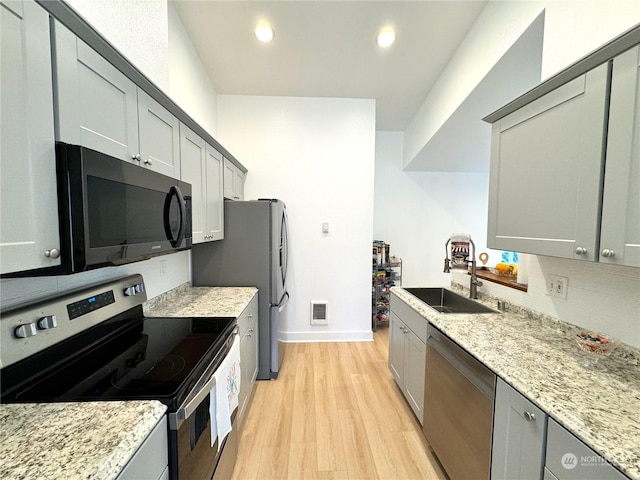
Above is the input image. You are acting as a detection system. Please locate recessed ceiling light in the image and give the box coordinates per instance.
[255,24,275,43]
[377,29,396,48]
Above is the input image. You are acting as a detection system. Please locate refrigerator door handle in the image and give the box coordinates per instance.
[276,291,290,312]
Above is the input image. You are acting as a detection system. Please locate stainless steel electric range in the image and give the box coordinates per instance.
[0,274,238,480]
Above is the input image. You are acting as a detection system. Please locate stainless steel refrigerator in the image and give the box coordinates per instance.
[191,199,289,379]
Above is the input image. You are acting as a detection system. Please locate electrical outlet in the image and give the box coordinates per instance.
[546,274,568,299]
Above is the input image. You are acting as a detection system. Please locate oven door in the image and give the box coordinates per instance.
[168,332,239,480]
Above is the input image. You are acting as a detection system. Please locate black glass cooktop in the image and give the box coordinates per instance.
[1,307,235,410]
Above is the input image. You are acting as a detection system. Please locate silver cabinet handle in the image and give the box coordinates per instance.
[524,411,536,422]
[44,248,60,259]
[601,249,616,258]
[144,158,153,165]
[132,153,141,161]
[575,247,587,255]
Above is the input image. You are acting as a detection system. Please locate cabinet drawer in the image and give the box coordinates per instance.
[545,419,627,480]
[117,416,168,480]
[237,294,258,337]
[390,292,427,342]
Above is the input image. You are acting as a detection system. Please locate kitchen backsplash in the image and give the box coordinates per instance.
[453,255,640,348]
[0,251,191,312]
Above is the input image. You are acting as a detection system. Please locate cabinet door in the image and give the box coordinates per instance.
[116,417,168,480]
[179,123,207,243]
[545,419,627,480]
[600,46,640,267]
[404,328,426,425]
[223,158,237,200]
[388,312,405,387]
[487,63,609,261]
[138,89,180,178]
[53,20,139,162]
[205,144,224,241]
[491,378,547,480]
[238,295,258,433]
[1,0,60,274]
[234,168,245,201]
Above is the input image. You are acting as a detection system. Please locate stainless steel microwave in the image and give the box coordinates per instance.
[5,143,192,277]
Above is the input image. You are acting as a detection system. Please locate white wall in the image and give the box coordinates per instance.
[374,132,493,287]
[167,2,218,137]
[64,0,170,92]
[217,95,376,342]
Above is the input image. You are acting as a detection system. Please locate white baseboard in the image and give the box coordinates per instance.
[280,330,374,343]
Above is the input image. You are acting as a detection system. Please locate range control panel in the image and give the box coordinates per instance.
[0,275,147,368]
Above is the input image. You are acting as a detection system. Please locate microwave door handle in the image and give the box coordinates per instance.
[164,186,186,247]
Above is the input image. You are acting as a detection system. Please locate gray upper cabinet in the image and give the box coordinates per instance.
[487,63,609,261]
[53,21,180,177]
[137,89,181,178]
[1,0,61,274]
[205,144,224,241]
[491,378,547,480]
[53,20,139,161]
[488,39,640,267]
[223,157,245,201]
[599,46,640,267]
[180,123,224,243]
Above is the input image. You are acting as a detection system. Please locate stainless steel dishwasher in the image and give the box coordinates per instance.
[423,325,496,480]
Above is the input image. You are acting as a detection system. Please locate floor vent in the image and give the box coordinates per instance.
[311,301,328,325]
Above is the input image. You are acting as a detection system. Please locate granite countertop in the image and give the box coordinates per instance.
[391,285,640,480]
[0,401,166,480]
[143,283,258,318]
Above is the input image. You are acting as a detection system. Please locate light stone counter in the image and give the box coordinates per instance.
[392,284,640,480]
[143,283,258,318]
[0,401,166,480]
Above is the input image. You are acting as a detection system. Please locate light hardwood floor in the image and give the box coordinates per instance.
[231,326,447,480]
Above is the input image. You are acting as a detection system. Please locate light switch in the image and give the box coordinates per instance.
[322,222,329,234]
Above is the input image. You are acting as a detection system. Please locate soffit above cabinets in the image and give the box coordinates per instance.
[403,13,544,173]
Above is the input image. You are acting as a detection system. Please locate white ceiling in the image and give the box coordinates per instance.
[173,1,488,132]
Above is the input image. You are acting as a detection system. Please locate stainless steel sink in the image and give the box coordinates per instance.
[404,287,499,314]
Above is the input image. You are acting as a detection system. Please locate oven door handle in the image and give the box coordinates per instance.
[169,326,239,430]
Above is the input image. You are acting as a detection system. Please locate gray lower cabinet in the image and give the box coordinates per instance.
[237,294,259,433]
[389,293,426,425]
[53,20,180,177]
[180,123,224,243]
[491,378,547,480]
[0,0,61,275]
[116,416,168,480]
[487,62,609,261]
[599,46,640,268]
[545,418,628,480]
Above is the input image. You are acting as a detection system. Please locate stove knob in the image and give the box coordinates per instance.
[124,287,136,296]
[135,283,145,294]
[15,323,37,339]
[38,315,58,330]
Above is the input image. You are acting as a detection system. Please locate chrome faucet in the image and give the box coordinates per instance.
[444,236,483,299]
